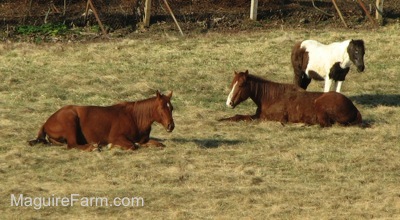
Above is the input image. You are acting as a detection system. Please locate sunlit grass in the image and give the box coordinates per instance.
[0,26,399,219]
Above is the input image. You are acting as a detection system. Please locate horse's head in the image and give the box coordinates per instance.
[348,39,365,72]
[155,91,175,132]
[226,70,251,108]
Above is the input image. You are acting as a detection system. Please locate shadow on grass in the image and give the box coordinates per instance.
[351,94,400,107]
[170,138,243,149]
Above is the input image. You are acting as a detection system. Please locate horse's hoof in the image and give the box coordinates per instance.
[157,143,166,148]
[27,140,37,146]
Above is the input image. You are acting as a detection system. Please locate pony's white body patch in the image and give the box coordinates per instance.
[301,40,352,92]
[226,81,238,108]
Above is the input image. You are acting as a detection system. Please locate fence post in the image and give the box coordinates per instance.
[144,0,152,27]
[375,0,384,20]
[250,0,258,20]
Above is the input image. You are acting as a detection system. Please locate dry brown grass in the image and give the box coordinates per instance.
[1,25,400,219]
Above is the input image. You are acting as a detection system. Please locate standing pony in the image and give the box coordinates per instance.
[220,70,362,127]
[291,39,365,92]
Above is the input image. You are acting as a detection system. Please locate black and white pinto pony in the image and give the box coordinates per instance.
[291,39,365,93]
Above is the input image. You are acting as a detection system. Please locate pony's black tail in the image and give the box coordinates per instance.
[291,42,311,90]
[28,125,49,146]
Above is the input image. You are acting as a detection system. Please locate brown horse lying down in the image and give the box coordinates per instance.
[219,70,362,127]
[28,91,175,151]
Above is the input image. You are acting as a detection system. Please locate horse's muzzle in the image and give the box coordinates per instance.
[166,123,175,132]
[227,101,236,109]
[357,65,365,72]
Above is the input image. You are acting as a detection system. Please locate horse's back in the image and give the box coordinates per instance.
[75,105,121,121]
[47,105,112,126]
[287,91,322,123]
[44,105,78,128]
[264,90,322,124]
[300,40,338,77]
[300,39,322,48]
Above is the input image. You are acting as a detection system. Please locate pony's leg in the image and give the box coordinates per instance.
[300,77,312,90]
[218,114,256,121]
[293,71,302,87]
[294,71,311,90]
[334,81,343,93]
[324,78,333,92]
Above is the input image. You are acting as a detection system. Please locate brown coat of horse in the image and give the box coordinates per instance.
[28,91,175,151]
[220,71,362,127]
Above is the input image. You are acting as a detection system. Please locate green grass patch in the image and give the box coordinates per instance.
[17,23,69,36]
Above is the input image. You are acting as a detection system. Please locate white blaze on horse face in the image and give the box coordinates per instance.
[226,81,238,108]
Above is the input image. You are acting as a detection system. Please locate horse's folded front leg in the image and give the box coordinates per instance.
[111,138,138,151]
[67,143,100,152]
[218,114,257,122]
[139,139,166,148]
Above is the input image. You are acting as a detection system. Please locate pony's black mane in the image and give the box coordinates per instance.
[350,39,365,48]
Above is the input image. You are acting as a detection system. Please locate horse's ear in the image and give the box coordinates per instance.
[244,70,249,76]
[156,90,161,99]
[166,91,173,99]
[234,71,238,75]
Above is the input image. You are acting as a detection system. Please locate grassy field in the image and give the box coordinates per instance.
[1,25,400,219]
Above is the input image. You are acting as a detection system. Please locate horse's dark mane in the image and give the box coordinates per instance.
[246,73,300,102]
[351,39,365,48]
[124,97,158,130]
[247,74,270,83]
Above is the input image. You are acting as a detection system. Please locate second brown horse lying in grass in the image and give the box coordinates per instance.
[219,70,362,127]
[28,91,175,151]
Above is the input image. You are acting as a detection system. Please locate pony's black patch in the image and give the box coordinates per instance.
[329,62,350,81]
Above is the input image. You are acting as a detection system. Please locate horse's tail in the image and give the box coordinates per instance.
[354,110,372,128]
[356,111,362,124]
[28,125,49,146]
[348,109,369,127]
[291,41,310,89]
